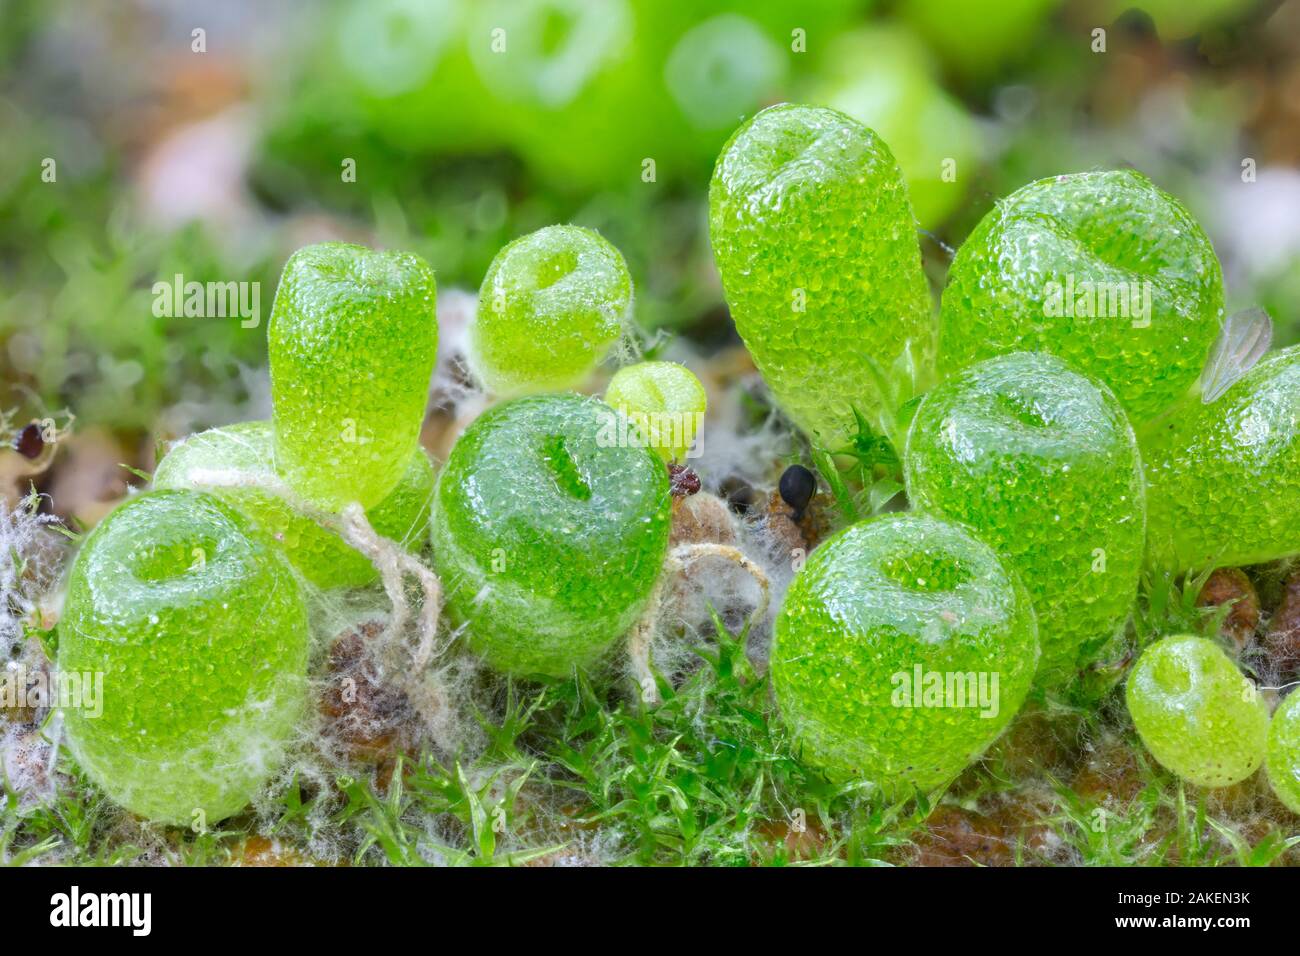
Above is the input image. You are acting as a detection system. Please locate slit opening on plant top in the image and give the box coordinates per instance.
[540,433,593,501]
[130,535,220,583]
[879,552,972,592]
[993,391,1052,430]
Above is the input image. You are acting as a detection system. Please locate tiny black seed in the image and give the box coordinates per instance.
[13,423,44,460]
[720,476,757,514]
[779,464,816,518]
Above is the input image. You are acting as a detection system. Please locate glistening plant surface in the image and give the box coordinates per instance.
[1144,345,1300,570]
[269,241,438,511]
[939,169,1225,424]
[709,103,933,448]
[603,360,708,463]
[56,491,310,826]
[469,225,632,396]
[6,21,1299,868]
[430,393,672,678]
[905,351,1146,684]
[153,420,434,590]
[770,513,1039,794]
[1125,635,1268,788]
[1267,692,1300,815]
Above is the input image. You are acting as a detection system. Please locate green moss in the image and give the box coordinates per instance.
[431,394,671,677]
[771,513,1039,795]
[904,351,1145,684]
[153,420,434,590]
[57,491,309,825]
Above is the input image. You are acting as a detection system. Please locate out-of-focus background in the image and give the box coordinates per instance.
[2,0,1298,523]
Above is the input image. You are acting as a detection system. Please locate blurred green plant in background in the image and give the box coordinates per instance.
[1,0,1298,446]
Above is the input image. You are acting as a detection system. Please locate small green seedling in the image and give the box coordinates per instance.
[604,360,707,462]
[469,225,632,396]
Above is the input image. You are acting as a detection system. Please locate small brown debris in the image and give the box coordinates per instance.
[794,489,834,550]
[232,835,308,867]
[667,463,701,497]
[13,423,44,460]
[1070,736,1147,806]
[669,492,737,548]
[1,422,62,509]
[1264,570,1300,684]
[913,805,1014,867]
[752,814,829,863]
[968,705,1081,787]
[755,489,807,559]
[1196,567,1260,650]
[319,621,415,764]
[0,658,49,727]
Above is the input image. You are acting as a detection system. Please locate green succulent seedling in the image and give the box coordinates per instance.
[939,169,1225,425]
[269,241,438,511]
[153,420,434,590]
[57,490,309,825]
[771,513,1039,795]
[1267,692,1300,814]
[1126,635,1268,789]
[709,103,934,448]
[431,394,671,678]
[469,225,632,397]
[1145,345,1300,570]
[905,351,1146,684]
[603,360,707,462]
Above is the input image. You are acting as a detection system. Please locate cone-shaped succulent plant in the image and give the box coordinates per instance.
[1126,635,1268,788]
[154,420,434,590]
[709,103,933,448]
[603,360,707,463]
[1267,691,1300,813]
[269,241,438,511]
[431,394,671,677]
[468,225,632,397]
[1145,346,1300,570]
[771,513,1039,793]
[905,351,1145,683]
